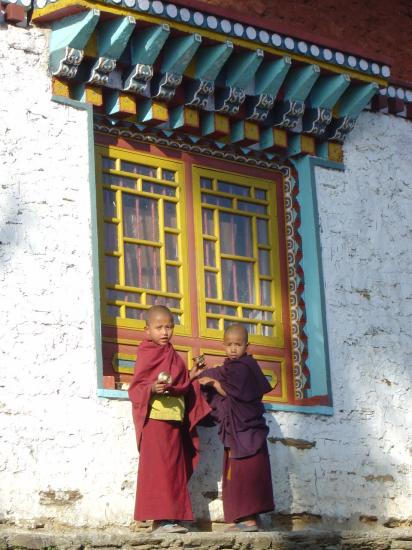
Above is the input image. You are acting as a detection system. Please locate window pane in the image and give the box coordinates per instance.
[205,271,217,298]
[203,240,216,267]
[121,161,157,178]
[206,303,237,316]
[200,177,213,189]
[165,233,178,261]
[207,317,219,329]
[237,201,267,214]
[202,208,214,236]
[142,181,176,197]
[107,305,121,317]
[104,223,118,252]
[125,308,146,320]
[220,213,252,257]
[259,249,270,276]
[217,180,249,197]
[221,259,255,303]
[257,218,269,245]
[103,189,117,217]
[103,173,135,189]
[255,188,267,200]
[123,194,158,241]
[146,295,180,309]
[107,289,140,303]
[124,244,160,289]
[167,265,179,293]
[102,157,116,170]
[164,202,177,228]
[162,169,176,182]
[105,256,119,284]
[223,319,256,334]
[243,308,272,321]
[260,280,272,306]
[202,193,232,208]
[261,325,273,336]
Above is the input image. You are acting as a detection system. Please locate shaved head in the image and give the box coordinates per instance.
[224,323,248,344]
[145,305,174,325]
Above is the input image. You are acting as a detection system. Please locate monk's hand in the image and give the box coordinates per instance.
[152,381,168,394]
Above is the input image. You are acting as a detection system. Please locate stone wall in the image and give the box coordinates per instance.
[0,24,411,529]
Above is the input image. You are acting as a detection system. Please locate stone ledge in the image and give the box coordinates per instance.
[1,526,412,550]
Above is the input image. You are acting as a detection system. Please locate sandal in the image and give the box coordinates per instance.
[225,522,258,532]
[152,521,188,534]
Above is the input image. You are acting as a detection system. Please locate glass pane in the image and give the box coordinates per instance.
[261,325,273,336]
[107,290,140,303]
[105,256,119,284]
[221,259,255,303]
[207,317,219,329]
[206,303,237,316]
[103,189,117,217]
[162,169,176,182]
[165,233,178,261]
[259,249,271,276]
[255,188,267,200]
[200,177,213,189]
[220,213,252,257]
[164,202,177,228]
[107,305,121,317]
[167,265,179,293]
[237,201,267,214]
[124,244,160,290]
[102,157,116,170]
[123,194,158,241]
[202,193,232,208]
[103,173,135,189]
[257,218,269,245]
[260,280,272,306]
[125,308,146,320]
[243,308,272,321]
[202,208,214,236]
[104,223,118,252]
[142,181,176,197]
[121,161,157,178]
[146,295,180,309]
[224,319,256,334]
[205,271,217,299]
[203,240,216,267]
[217,180,249,197]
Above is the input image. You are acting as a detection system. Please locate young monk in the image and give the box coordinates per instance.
[198,323,274,531]
[128,305,210,534]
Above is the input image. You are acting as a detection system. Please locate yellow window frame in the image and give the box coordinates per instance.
[95,145,191,336]
[193,165,284,347]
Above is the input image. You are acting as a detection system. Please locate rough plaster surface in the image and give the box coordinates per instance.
[0,25,411,528]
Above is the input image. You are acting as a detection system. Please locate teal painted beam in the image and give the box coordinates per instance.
[255,56,291,96]
[161,33,202,74]
[129,23,170,65]
[283,64,321,102]
[49,9,100,78]
[194,41,233,81]
[96,16,136,60]
[335,82,379,118]
[224,48,264,89]
[308,73,351,109]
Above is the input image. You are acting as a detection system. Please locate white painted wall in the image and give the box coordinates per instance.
[0,25,411,527]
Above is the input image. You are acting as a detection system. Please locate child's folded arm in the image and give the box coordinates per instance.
[199,376,227,396]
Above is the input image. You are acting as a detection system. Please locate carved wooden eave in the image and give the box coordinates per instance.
[23,0,395,162]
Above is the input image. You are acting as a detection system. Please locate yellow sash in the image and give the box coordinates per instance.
[149,394,185,422]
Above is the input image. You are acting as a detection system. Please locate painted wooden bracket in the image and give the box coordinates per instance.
[272,64,320,130]
[123,24,170,95]
[230,120,260,146]
[151,33,202,101]
[246,56,291,122]
[137,99,169,125]
[259,127,288,152]
[201,112,230,138]
[169,105,200,132]
[215,49,264,115]
[303,74,351,136]
[186,41,233,109]
[49,10,100,79]
[104,89,137,117]
[325,82,379,141]
[88,16,136,86]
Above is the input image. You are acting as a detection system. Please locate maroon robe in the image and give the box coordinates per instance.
[128,340,211,520]
[200,354,275,522]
